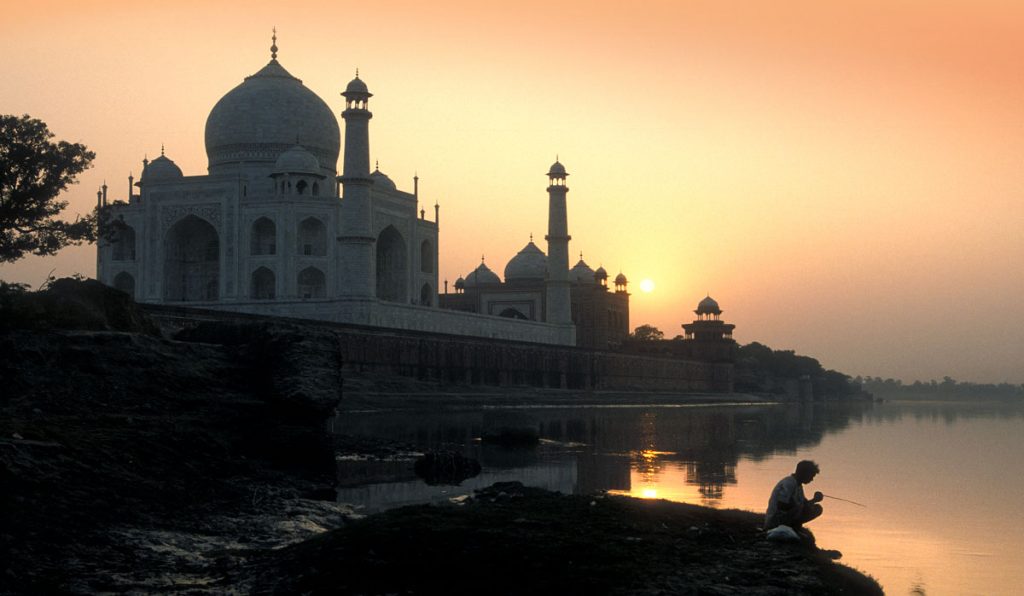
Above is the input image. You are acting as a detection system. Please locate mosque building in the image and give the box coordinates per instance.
[437,159,633,349]
[93,35,604,346]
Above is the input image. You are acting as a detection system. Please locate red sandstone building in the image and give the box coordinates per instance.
[439,249,630,350]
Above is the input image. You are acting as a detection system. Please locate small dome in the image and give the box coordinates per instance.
[504,241,547,282]
[141,155,183,183]
[547,160,567,177]
[614,272,628,285]
[454,277,465,290]
[463,261,501,287]
[344,76,370,96]
[570,258,596,284]
[370,168,397,190]
[696,295,722,315]
[273,144,320,175]
[594,266,608,281]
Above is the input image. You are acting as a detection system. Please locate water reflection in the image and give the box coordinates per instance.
[334,399,1024,595]
[334,401,876,509]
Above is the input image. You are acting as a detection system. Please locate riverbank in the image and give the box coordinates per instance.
[0,280,881,594]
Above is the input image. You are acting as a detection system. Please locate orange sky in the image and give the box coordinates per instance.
[2,0,1022,383]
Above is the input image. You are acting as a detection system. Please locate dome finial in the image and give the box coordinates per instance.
[271,27,278,60]
[374,159,379,171]
[355,68,360,79]
[160,143,165,157]
[529,233,533,242]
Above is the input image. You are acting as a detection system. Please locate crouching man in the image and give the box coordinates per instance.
[765,460,824,531]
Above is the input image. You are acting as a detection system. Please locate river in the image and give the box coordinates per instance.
[334,398,1024,595]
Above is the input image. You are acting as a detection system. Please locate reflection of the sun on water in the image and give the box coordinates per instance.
[634,449,675,483]
[610,462,707,504]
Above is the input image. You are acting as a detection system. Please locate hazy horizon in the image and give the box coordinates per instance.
[2,1,1021,384]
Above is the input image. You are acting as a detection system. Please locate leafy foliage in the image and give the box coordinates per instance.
[631,324,664,341]
[0,114,96,262]
[735,341,862,398]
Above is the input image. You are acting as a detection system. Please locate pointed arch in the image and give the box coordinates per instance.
[251,217,276,255]
[250,266,276,300]
[164,215,219,302]
[420,239,433,273]
[297,217,326,256]
[113,271,135,298]
[298,266,326,299]
[376,225,407,303]
[112,224,136,261]
[419,283,432,307]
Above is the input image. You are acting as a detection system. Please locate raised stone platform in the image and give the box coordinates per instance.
[144,304,732,393]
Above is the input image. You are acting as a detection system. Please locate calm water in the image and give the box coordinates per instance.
[333,399,1024,595]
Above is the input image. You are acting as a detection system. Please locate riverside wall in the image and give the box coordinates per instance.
[143,305,734,393]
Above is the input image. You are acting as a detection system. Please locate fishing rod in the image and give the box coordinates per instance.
[823,494,866,507]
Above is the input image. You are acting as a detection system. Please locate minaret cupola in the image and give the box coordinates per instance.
[547,159,568,188]
[342,71,372,111]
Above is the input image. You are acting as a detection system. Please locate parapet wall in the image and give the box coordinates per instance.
[190,298,575,346]
[144,305,733,393]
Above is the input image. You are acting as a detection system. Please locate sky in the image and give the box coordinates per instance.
[2,0,1022,384]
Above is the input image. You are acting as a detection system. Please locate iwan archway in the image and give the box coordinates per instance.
[164,215,219,301]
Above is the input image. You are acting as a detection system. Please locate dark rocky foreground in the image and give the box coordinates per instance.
[0,280,882,594]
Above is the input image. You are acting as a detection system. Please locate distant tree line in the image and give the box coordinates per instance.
[631,325,1021,402]
[629,324,863,400]
[734,342,863,399]
[857,376,1024,401]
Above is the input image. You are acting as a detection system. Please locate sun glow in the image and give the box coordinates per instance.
[639,279,655,293]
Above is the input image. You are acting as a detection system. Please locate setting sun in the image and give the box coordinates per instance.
[639,279,655,293]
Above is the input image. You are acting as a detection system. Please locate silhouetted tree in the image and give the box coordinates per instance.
[631,324,664,341]
[735,341,861,398]
[0,114,95,262]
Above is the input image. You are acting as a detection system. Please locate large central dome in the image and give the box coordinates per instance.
[204,59,340,175]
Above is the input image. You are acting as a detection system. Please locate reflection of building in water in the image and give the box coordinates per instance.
[334,403,862,510]
[684,461,737,501]
[439,161,630,349]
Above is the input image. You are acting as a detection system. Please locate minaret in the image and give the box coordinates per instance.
[544,159,572,325]
[337,71,375,298]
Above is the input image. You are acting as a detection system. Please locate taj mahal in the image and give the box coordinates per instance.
[96,35,640,348]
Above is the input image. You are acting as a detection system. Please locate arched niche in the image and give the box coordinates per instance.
[111,224,136,261]
[376,225,407,303]
[164,215,219,302]
[113,271,135,298]
[419,283,432,307]
[420,239,433,273]
[297,217,326,256]
[251,217,276,255]
[298,266,326,299]
[250,266,276,300]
